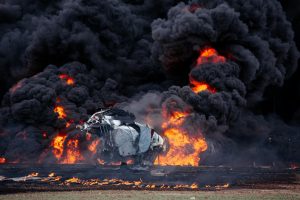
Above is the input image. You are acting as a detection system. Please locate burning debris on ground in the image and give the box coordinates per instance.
[0,164,298,193]
[0,0,299,192]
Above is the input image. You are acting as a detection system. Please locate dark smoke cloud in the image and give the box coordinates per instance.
[150,0,299,164]
[0,0,299,165]
[0,0,173,99]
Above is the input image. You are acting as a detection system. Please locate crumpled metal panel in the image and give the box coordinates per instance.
[113,126,139,157]
[136,123,151,154]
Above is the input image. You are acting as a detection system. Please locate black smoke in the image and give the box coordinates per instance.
[0,0,299,165]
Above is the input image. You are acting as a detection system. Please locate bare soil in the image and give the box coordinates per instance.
[0,186,299,200]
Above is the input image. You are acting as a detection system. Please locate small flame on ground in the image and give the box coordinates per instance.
[48,172,55,177]
[28,172,39,177]
[215,183,230,189]
[59,74,75,85]
[63,178,144,187]
[65,177,81,184]
[41,172,62,182]
[196,47,226,65]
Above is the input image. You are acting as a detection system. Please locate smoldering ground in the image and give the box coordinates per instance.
[0,0,299,165]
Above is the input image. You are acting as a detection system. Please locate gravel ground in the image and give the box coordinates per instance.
[0,188,299,200]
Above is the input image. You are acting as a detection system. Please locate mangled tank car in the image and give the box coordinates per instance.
[77,108,168,165]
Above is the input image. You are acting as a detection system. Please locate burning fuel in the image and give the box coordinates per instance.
[51,133,67,160]
[0,170,235,191]
[50,132,99,164]
[61,138,84,164]
[1,171,215,190]
[155,108,207,166]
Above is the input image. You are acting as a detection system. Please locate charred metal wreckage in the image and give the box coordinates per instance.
[77,109,168,166]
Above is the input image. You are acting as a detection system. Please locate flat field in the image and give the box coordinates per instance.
[1,187,299,200]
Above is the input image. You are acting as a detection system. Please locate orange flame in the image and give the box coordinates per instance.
[0,157,6,164]
[88,139,100,155]
[65,120,74,128]
[155,128,207,166]
[59,74,75,85]
[162,111,189,129]
[54,106,67,119]
[51,133,67,160]
[196,47,226,65]
[126,159,134,165]
[65,177,81,184]
[65,122,71,128]
[28,172,39,177]
[190,78,216,94]
[48,172,55,177]
[155,111,207,166]
[215,183,230,189]
[61,139,84,164]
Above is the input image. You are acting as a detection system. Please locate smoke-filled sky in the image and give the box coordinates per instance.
[0,0,299,165]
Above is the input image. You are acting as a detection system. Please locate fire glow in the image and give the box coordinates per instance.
[88,139,100,155]
[190,78,216,94]
[50,133,101,164]
[155,110,207,166]
[51,133,67,160]
[0,157,6,164]
[196,47,226,65]
[54,106,67,119]
[61,138,84,164]
[59,74,75,85]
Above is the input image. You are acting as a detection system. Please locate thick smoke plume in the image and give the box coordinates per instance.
[0,0,299,165]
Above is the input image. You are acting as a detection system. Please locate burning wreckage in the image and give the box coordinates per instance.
[76,109,168,166]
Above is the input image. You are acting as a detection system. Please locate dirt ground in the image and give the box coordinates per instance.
[0,188,299,200]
